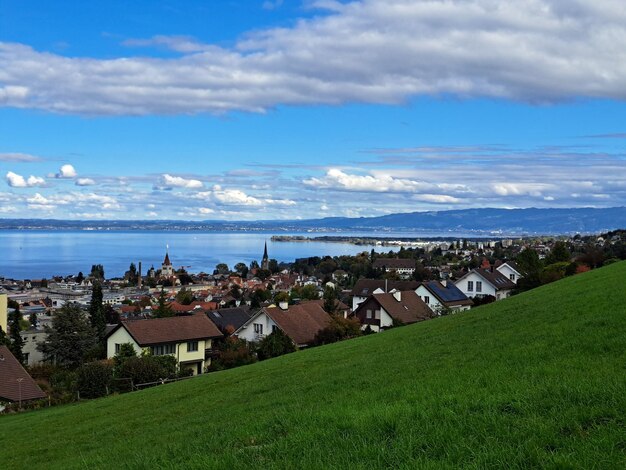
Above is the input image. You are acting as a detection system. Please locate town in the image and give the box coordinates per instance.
[1,229,624,409]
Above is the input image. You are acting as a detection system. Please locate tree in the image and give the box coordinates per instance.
[313,315,362,346]
[104,304,121,324]
[267,259,279,274]
[256,328,296,360]
[516,248,543,291]
[76,271,84,284]
[90,264,105,280]
[8,306,25,363]
[29,311,38,328]
[154,289,174,318]
[234,262,249,278]
[77,361,113,399]
[214,263,229,275]
[89,281,106,344]
[323,285,338,314]
[545,241,571,265]
[0,326,10,347]
[113,343,137,369]
[38,303,96,368]
[126,262,138,286]
[299,284,319,300]
[175,287,194,305]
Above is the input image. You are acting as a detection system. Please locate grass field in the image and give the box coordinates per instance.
[1,262,625,469]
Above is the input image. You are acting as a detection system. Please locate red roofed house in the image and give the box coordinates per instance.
[234,301,331,348]
[0,345,47,406]
[353,290,435,332]
[105,313,223,375]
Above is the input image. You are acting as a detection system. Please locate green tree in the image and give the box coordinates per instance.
[89,281,106,344]
[76,271,84,284]
[516,248,543,291]
[323,285,338,314]
[8,306,25,363]
[113,343,137,369]
[175,287,194,305]
[299,284,319,300]
[38,303,96,368]
[90,264,105,280]
[127,262,138,286]
[29,311,37,328]
[546,241,571,265]
[234,262,249,278]
[154,289,174,318]
[0,325,10,347]
[313,315,362,346]
[214,263,229,275]
[256,328,296,360]
[77,361,113,399]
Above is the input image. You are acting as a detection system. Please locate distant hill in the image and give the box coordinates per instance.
[1,262,625,468]
[1,206,625,234]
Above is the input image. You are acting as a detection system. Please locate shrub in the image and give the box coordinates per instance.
[257,329,296,360]
[77,361,113,399]
[209,337,257,371]
[313,315,362,346]
[116,355,178,386]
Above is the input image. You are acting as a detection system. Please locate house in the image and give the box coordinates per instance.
[19,328,48,366]
[207,306,252,334]
[0,346,47,406]
[350,279,420,310]
[495,261,522,284]
[303,299,351,318]
[353,290,435,332]
[454,268,516,300]
[372,258,416,278]
[234,301,331,348]
[106,313,223,375]
[415,280,473,314]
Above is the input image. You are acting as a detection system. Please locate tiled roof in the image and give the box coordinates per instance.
[0,346,46,402]
[117,313,222,346]
[351,279,420,296]
[372,258,417,270]
[302,299,350,314]
[265,303,331,346]
[475,268,517,290]
[208,306,252,333]
[169,301,218,313]
[370,291,435,324]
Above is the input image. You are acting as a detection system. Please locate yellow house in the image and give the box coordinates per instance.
[0,294,8,334]
[106,313,222,375]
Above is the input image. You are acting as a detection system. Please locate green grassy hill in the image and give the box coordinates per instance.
[2,262,626,469]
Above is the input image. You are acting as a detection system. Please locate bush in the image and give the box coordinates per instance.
[257,329,296,360]
[116,355,178,386]
[77,361,113,399]
[313,315,362,346]
[209,337,257,371]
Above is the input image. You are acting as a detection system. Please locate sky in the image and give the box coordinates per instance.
[1,0,626,221]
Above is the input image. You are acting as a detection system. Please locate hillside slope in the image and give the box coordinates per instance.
[2,262,625,469]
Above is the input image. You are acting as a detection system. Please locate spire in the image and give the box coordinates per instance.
[261,240,269,270]
[263,241,268,260]
[163,244,171,266]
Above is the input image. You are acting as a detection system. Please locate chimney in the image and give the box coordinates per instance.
[138,261,142,289]
[393,291,401,302]
[279,301,289,310]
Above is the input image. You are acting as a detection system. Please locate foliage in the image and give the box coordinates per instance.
[104,304,121,324]
[8,306,25,363]
[274,291,290,303]
[471,295,496,306]
[113,343,138,369]
[77,361,114,399]
[214,263,229,275]
[89,281,106,345]
[313,315,362,346]
[29,312,38,327]
[209,337,257,371]
[290,284,319,301]
[175,287,194,305]
[545,241,571,264]
[90,264,105,280]
[250,289,272,308]
[0,325,9,347]
[154,289,174,318]
[38,303,96,368]
[540,262,570,284]
[115,355,178,386]
[256,328,296,360]
[322,285,339,314]
[516,248,543,291]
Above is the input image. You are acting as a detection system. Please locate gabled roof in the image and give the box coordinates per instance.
[302,299,350,314]
[497,261,521,274]
[208,306,252,332]
[264,303,331,346]
[365,291,434,324]
[351,279,420,297]
[372,258,417,270]
[169,301,218,313]
[113,313,222,346]
[421,281,473,307]
[473,268,516,290]
[0,346,46,402]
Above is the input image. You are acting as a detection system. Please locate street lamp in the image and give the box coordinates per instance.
[17,377,24,410]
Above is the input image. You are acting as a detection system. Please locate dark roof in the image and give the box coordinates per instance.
[372,258,416,270]
[422,281,473,307]
[208,306,252,333]
[302,299,350,313]
[370,291,435,324]
[500,261,521,273]
[115,313,223,346]
[163,252,171,266]
[351,279,420,297]
[0,346,47,402]
[475,268,517,290]
[265,303,331,346]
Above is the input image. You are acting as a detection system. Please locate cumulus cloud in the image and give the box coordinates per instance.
[157,174,203,190]
[304,168,433,193]
[75,178,96,186]
[5,171,45,187]
[0,152,42,162]
[2,1,626,115]
[188,185,296,207]
[56,164,77,178]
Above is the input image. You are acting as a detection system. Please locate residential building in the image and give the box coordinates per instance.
[106,313,222,375]
[0,293,7,333]
[495,261,522,284]
[351,279,420,310]
[454,268,516,300]
[19,328,47,366]
[372,258,416,278]
[0,346,47,406]
[207,306,252,334]
[353,290,435,332]
[415,280,473,314]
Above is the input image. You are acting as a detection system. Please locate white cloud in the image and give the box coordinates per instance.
[0,152,42,162]
[56,164,77,178]
[6,171,45,187]
[413,194,461,204]
[3,1,626,115]
[198,207,215,214]
[188,186,296,207]
[75,178,96,186]
[158,174,203,190]
[491,183,555,197]
[304,168,433,193]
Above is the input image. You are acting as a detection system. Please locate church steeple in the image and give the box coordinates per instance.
[261,241,269,270]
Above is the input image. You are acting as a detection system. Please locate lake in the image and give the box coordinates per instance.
[0,230,437,279]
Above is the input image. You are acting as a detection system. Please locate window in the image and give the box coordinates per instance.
[476,281,482,293]
[23,353,29,363]
[253,323,263,335]
[115,343,121,354]
[467,281,474,292]
[424,296,430,305]
[187,341,198,352]
[374,310,381,320]
[272,325,278,333]
[151,344,175,356]
[366,309,372,319]
[510,274,516,281]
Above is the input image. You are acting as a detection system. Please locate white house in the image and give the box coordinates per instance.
[454,268,516,300]
[495,261,522,284]
[350,279,420,311]
[353,290,434,332]
[415,280,473,314]
[106,313,222,375]
[372,258,416,278]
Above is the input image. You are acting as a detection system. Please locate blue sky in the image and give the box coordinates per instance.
[1,0,625,220]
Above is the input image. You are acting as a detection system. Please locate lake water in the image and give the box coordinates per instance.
[0,230,440,279]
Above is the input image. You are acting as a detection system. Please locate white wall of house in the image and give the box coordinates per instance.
[496,264,520,284]
[106,327,142,359]
[352,287,387,311]
[236,311,279,342]
[455,272,497,298]
[20,330,47,366]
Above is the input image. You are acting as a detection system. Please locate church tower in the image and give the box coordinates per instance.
[161,245,175,278]
[261,241,269,270]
